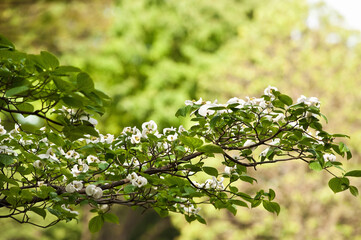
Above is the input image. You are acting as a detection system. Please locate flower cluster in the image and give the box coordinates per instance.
[127,172,148,188]
[85,185,103,199]
[0,85,355,229]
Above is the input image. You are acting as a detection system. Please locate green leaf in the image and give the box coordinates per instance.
[77,72,94,93]
[308,161,323,171]
[54,66,81,74]
[175,105,191,118]
[179,136,203,149]
[46,133,65,146]
[229,199,248,208]
[197,144,224,154]
[278,94,293,106]
[349,186,359,196]
[124,185,136,193]
[328,177,350,193]
[196,215,206,224]
[154,207,169,218]
[262,200,280,215]
[268,189,276,201]
[17,103,34,113]
[345,170,361,177]
[62,96,84,108]
[239,175,257,184]
[202,166,218,177]
[332,134,350,138]
[88,215,104,233]
[5,86,29,97]
[30,207,47,219]
[41,51,59,69]
[0,34,15,50]
[103,213,119,224]
[227,204,237,216]
[0,154,15,166]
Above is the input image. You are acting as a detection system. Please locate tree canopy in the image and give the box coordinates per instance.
[0,35,359,233]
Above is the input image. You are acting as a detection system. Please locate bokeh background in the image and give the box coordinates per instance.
[1,0,361,239]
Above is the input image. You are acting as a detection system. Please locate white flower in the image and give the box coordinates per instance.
[66,181,83,193]
[86,155,99,164]
[0,125,7,135]
[127,172,138,181]
[71,161,89,177]
[224,166,236,175]
[194,98,203,105]
[243,140,255,147]
[204,177,224,190]
[85,184,96,196]
[227,97,245,107]
[269,138,280,146]
[323,153,336,162]
[61,204,79,215]
[178,125,186,133]
[297,95,320,107]
[65,183,76,193]
[127,172,147,188]
[192,181,204,188]
[73,181,83,191]
[65,150,80,159]
[167,133,178,142]
[264,86,278,96]
[185,100,194,106]
[163,127,177,135]
[273,113,285,122]
[99,204,110,212]
[100,133,114,144]
[132,176,148,188]
[38,181,45,187]
[130,130,142,144]
[10,123,21,134]
[183,204,200,215]
[122,127,133,135]
[142,120,157,131]
[260,148,270,157]
[33,160,44,169]
[93,187,103,199]
[85,185,103,199]
[80,115,98,126]
[198,103,217,117]
[38,148,59,162]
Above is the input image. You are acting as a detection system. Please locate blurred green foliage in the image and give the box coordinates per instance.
[1,0,361,239]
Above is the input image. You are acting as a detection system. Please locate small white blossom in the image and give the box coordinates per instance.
[273,113,285,122]
[92,187,103,199]
[61,204,79,215]
[323,153,336,162]
[65,150,80,159]
[132,176,148,188]
[86,155,99,164]
[85,184,96,196]
[73,180,83,191]
[80,115,98,126]
[65,183,76,193]
[142,120,157,131]
[33,160,44,169]
[198,103,217,117]
[38,148,59,162]
[0,125,7,135]
[99,204,110,212]
[183,204,200,215]
[264,86,278,96]
[130,130,142,144]
[85,184,103,199]
[243,140,255,147]
[167,133,178,142]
